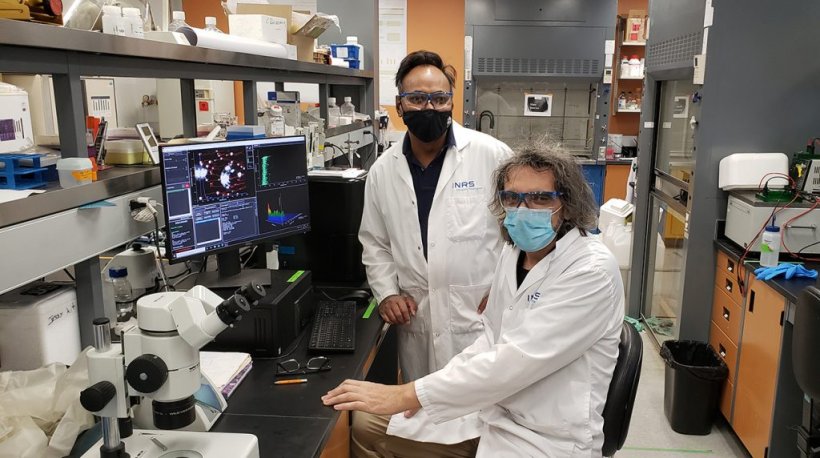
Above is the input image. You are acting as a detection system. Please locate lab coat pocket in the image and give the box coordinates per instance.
[448,284,489,335]
[446,194,488,242]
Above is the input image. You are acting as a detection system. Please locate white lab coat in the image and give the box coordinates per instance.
[415,229,624,457]
[359,122,512,443]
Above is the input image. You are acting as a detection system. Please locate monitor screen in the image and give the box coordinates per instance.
[160,136,310,263]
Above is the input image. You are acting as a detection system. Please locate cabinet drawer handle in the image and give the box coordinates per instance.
[725,279,733,293]
[719,344,727,358]
[722,307,730,321]
[727,261,734,273]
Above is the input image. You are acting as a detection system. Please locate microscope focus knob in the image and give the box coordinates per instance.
[126,354,168,393]
[80,381,116,412]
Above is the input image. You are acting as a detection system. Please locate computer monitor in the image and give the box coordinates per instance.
[159,136,310,288]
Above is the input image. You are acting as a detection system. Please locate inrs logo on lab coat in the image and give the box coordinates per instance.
[528,292,541,303]
[453,180,477,189]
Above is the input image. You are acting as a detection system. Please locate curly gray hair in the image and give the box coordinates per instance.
[489,143,598,243]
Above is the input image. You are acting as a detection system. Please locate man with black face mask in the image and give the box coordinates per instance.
[354,50,512,457]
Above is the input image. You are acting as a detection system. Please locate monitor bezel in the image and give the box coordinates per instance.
[158,135,309,264]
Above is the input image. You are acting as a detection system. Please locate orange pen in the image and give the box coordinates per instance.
[274,378,308,385]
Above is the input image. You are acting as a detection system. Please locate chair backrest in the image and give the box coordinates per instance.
[601,321,643,457]
[794,286,820,400]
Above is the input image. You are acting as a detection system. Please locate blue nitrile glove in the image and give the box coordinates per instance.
[755,263,818,280]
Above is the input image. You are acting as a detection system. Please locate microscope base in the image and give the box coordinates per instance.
[81,429,259,458]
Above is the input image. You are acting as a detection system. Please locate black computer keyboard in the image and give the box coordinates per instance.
[308,300,357,352]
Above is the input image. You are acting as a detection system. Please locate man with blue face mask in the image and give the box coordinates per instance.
[325,145,624,457]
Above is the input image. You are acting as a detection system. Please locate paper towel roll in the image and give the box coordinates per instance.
[178,27,288,59]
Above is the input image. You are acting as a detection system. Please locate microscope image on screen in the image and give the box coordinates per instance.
[192,146,254,204]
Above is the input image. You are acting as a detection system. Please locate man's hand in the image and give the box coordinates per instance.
[477,295,489,314]
[379,294,418,324]
[322,379,421,415]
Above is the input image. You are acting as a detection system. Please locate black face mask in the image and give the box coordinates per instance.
[402,109,452,143]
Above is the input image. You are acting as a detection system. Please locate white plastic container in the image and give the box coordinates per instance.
[204,16,223,33]
[327,97,341,128]
[123,7,144,38]
[718,153,789,190]
[629,55,642,77]
[269,105,285,137]
[102,5,125,36]
[346,36,364,69]
[0,282,81,371]
[167,11,188,32]
[341,96,356,117]
[599,198,635,230]
[56,157,93,188]
[760,224,781,267]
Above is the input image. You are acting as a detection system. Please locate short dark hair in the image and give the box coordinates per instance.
[394,50,457,91]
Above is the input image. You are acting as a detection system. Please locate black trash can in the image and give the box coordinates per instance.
[660,340,728,435]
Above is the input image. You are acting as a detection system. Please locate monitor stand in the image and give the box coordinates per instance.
[195,249,272,290]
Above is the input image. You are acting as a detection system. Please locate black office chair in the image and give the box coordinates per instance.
[601,321,644,457]
[793,286,820,457]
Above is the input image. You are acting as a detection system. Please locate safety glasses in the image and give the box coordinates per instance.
[498,190,563,209]
[276,356,332,376]
[399,91,453,109]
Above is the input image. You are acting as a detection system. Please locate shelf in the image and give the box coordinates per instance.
[622,41,647,46]
[619,76,645,80]
[0,166,160,229]
[617,109,642,113]
[0,19,373,84]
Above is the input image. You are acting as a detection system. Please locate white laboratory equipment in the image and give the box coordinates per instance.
[79,284,266,458]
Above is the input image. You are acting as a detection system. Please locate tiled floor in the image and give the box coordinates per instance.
[618,332,750,458]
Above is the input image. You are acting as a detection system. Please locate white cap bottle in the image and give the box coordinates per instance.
[345,36,364,70]
[168,11,188,32]
[204,16,222,33]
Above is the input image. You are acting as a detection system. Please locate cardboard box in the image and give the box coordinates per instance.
[625,9,646,43]
[228,14,288,44]
[236,4,335,62]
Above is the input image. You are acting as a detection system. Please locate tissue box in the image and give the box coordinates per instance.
[228,14,288,44]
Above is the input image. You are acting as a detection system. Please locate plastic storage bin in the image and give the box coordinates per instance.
[0,282,81,371]
[661,340,728,435]
[56,157,93,188]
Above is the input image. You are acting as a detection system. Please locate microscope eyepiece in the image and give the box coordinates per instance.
[215,294,250,325]
[236,282,266,304]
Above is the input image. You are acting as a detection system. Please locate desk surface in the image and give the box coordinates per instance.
[714,238,819,303]
[211,301,388,458]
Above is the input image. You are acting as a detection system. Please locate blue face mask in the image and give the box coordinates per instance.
[503,206,561,252]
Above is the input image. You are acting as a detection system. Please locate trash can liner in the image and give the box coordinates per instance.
[660,340,728,381]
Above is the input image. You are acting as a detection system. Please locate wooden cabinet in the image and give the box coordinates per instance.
[603,163,631,202]
[710,251,744,421]
[732,277,786,458]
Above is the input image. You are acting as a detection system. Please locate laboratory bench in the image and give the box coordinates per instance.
[210,297,396,458]
[711,238,818,458]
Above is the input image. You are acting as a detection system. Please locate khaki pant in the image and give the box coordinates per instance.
[351,412,479,458]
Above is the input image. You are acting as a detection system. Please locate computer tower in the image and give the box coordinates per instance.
[278,175,367,285]
[204,270,314,357]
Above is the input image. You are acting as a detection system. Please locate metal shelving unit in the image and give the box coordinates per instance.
[0,19,375,345]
